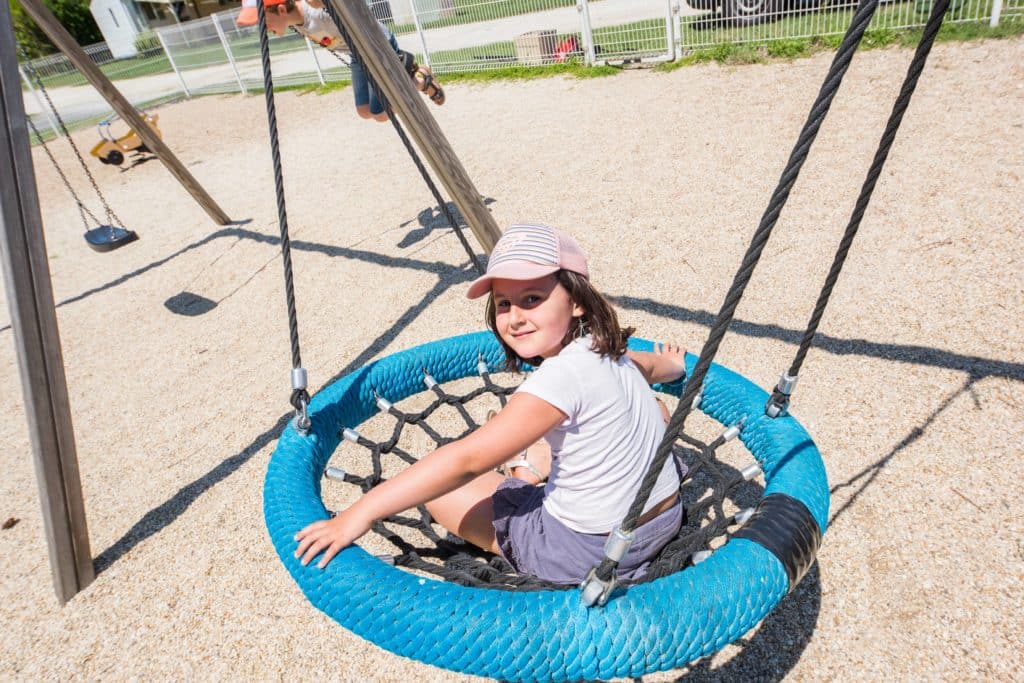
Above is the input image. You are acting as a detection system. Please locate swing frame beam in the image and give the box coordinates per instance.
[0,0,93,604]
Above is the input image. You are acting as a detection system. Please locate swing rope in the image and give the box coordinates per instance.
[317,1,484,275]
[767,0,953,414]
[588,0,950,596]
[255,0,310,426]
[257,2,486,425]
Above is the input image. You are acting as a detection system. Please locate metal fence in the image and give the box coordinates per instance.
[20,0,1023,134]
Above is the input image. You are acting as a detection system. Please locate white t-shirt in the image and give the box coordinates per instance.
[295,6,350,53]
[294,7,392,54]
[516,336,680,534]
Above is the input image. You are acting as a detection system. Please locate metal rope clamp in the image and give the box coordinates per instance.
[291,367,311,435]
[765,372,798,418]
[580,527,635,607]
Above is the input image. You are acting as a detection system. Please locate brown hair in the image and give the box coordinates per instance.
[484,270,634,372]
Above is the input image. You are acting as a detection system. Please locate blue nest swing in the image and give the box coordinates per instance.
[264,332,828,681]
[253,0,950,675]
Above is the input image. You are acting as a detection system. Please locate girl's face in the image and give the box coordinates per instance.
[492,275,583,361]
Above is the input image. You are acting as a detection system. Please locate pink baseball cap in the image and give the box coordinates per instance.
[467,223,589,299]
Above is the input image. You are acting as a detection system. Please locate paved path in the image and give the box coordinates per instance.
[22,0,703,128]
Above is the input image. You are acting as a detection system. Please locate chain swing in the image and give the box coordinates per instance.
[20,46,138,253]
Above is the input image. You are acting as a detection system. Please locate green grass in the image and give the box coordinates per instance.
[655,9,1023,69]
[27,92,185,145]
[389,0,578,33]
[22,3,1023,97]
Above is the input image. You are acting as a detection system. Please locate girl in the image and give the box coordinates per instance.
[236,0,445,122]
[295,223,687,583]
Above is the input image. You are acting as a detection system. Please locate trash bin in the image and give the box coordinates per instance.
[514,30,557,66]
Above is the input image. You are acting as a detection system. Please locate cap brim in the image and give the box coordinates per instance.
[236,7,258,26]
[466,262,560,299]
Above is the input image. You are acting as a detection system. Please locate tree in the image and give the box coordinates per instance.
[10,0,103,58]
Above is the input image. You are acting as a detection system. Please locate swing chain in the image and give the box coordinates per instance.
[19,44,124,228]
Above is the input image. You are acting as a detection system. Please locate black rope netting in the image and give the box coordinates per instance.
[323,368,763,591]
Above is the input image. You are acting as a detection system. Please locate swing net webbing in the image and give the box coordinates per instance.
[320,365,761,591]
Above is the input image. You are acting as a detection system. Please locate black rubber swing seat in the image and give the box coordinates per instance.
[83,225,138,253]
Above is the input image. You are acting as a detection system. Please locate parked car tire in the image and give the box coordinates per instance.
[723,0,776,26]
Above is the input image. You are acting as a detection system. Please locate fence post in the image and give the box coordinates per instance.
[304,37,326,85]
[212,12,247,95]
[577,0,596,66]
[155,28,192,98]
[989,0,1003,26]
[19,64,62,138]
[409,0,432,70]
[665,0,676,61]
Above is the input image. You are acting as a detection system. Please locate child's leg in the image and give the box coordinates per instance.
[425,471,505,554]
[502,440,551,486]
[484,409,551,485]
[349,58,388,122]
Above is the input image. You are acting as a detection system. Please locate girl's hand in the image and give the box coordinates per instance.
[655,342,687,382]
[294,508,373,569]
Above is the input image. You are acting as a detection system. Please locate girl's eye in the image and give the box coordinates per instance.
[525,295,542,304]
[495,299,510,309]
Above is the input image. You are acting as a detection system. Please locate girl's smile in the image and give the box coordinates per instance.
[492,275,583,360]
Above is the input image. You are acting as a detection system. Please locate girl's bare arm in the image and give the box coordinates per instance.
[627,342,687,385]
[293,392,565,568]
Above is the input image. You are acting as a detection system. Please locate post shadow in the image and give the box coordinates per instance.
[93,263,476,574]
[0,218,475,332]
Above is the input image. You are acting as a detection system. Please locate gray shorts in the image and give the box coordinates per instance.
[492,478,683,585]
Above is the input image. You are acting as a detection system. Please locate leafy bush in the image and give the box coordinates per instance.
[10,0,103,58]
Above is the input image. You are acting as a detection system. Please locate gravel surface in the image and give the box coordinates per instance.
[1,37,1022,681]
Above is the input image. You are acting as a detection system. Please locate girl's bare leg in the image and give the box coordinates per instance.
[425,471,505,554]
[504,440,551,485]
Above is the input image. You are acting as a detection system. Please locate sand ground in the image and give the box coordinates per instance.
[1,36,1022,681]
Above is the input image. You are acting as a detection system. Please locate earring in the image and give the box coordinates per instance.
[573,317,586,341]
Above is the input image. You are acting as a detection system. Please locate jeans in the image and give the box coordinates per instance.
[349,28,400,116]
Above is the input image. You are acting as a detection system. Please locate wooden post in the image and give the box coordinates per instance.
[0,1,94,604]
[324,0,502,253]
[18,0,232,226]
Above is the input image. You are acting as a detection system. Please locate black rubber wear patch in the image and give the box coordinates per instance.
[733,493,822,589]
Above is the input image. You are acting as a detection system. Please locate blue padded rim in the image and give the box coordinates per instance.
[264,331,829,681]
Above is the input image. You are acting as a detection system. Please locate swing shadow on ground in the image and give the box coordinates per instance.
[395,198,495,249]
[0,216,475,333]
